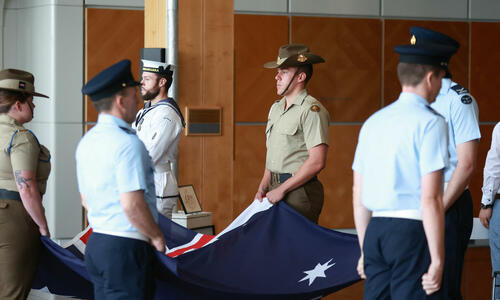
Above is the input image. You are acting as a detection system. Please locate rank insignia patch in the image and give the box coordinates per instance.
[461,95,472,104]
[451,84,469,95]
[310,105,320,112]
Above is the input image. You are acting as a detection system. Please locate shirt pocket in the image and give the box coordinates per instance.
[277,122,303,151]
[278,122,299,136]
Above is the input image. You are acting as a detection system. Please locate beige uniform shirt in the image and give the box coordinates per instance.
[0,114,51,194]
[265,89,330,174]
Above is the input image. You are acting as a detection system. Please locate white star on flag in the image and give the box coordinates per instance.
[298,259,336,286]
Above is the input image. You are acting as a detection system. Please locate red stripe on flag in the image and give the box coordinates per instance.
[80,228,93,244]
[168,235,216,258]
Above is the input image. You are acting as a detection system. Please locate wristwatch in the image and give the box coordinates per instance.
[481,203,493,209]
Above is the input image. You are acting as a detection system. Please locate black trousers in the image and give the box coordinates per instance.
[442,189,473,300]
[363,217,443,300]
[85,232,156,300]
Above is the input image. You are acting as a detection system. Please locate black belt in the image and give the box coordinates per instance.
[271,172,292,184]
[0,189,21,201]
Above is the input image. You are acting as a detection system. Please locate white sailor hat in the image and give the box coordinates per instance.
[141,59,174,75]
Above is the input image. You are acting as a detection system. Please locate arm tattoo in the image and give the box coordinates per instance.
[14,170,32,190]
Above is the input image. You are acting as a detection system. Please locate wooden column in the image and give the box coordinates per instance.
[144,0,234,231]
[144,0,166,47]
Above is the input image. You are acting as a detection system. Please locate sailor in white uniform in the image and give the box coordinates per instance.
[133,59,185,219]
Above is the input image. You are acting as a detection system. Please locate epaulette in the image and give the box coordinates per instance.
[426,105,445,119]
[119,126,136,135]
[450,84,469,95]
[7,129,40,155]
[451,84,473,104]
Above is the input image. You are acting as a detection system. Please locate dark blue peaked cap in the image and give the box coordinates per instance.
[82,59,140,102]
[410,26,460,50]
[408,26,459,78]
[394,42,457,71]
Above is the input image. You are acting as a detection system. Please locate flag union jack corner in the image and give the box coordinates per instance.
[32,200,361,299]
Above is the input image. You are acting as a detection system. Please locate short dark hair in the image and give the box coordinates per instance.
[92,89,126,113]
[0,90,31,113]
[297,64,313,85]
[397,62,442,87]
[158,72,173,91]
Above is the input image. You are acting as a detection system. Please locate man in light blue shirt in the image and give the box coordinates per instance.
[353,42,455,299]
[76,59,165,300]
[410,26,481,300]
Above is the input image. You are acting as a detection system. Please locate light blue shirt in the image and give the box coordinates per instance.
[76,114,157,234]
[430,78,481,182]
[352,92,449,212]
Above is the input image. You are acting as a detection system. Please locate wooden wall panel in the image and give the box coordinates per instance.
[291,17,381,123]
[383,20,469,105]
[235,15,288,122]
[233,125,267,216]
[319,125,360,228]
[471,22,500,122]
[461,247,492,299]
[177,0,204,212]
[176,0,234,232]
[86,8,144,122]
[144,0,166,47]
[324,281,364,299]
[178,0,203,108]
[202,0,234,231]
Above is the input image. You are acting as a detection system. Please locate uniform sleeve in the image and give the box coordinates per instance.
[302,104,330,149]
[450,93,481,145]
[419,118,449,175]
[481,123,500,205]
[9,130,39,172]
[116,138,153,194]
[143,107,183,164]
[352,123,367,174]
[75,143,85,194]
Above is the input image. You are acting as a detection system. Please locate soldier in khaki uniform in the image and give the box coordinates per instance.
[0,69,51,299]
[255,44,330,223]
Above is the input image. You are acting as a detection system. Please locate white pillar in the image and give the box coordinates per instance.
[3,0,84,238]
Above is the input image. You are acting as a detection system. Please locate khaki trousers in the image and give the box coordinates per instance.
[269,177,324,224]
[0,199,41,300]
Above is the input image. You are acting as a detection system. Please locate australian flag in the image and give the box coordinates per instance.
[32,200,361,299]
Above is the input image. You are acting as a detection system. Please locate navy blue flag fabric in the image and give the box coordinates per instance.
[32,200,361,299]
